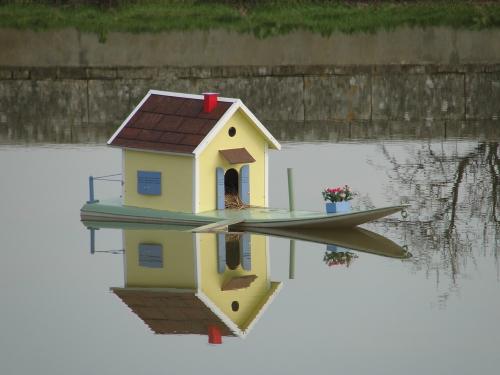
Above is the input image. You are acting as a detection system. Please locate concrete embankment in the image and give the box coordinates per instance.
[1,27,499,143]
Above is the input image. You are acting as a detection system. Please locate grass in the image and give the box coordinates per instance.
[1,1,500,40]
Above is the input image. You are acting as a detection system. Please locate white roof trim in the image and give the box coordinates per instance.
[242,281,283,334]
[195,281,283,339]
[108,90,281,154]
[192,100,281,156]
[107,90,153,145]
[192,101,240,156]
[196,291,244,338]
[238,102,281,151]
[149,89,237,103]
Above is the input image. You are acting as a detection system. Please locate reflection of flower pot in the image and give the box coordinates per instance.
[325,201,351,213]
[326,244,348,252]
[323,248,358,268]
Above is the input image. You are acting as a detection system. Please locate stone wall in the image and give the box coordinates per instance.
[3,28,500,67]
[1,65,499,126]
[2,27,500,143]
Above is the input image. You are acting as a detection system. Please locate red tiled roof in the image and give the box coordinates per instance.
[112,289,235,336]
[109,94,233,154]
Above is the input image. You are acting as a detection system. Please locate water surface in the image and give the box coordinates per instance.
[0,137,498,375]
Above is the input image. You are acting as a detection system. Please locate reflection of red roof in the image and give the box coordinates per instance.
[109,94,233,154]
[112,289,235,336]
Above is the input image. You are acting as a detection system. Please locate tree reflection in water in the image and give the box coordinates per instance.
[365,141,499,306]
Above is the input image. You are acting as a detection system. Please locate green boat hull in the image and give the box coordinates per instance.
[81,198,407,229]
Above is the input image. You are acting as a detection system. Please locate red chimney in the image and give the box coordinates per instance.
[203,92,219,113]
[207,325,222,344]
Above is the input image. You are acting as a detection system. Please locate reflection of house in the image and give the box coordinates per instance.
[107,90,281,213]
[111,229,282,339]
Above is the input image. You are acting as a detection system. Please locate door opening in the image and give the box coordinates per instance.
[226,234,240,270]
[224,168,239,195]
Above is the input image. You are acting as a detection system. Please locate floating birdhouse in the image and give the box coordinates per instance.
[107,90,281,213]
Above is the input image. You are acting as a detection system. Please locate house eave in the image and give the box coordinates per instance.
[108,90,281,155]
[109,144,195,158]
[107,90,153,145]
[192,100,282,157]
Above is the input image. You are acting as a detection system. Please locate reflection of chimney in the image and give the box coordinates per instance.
[208,325,222,344]
[203,92,219,113]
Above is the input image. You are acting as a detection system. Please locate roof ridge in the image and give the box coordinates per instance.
[139,109,218,122]
[135,128,202,137]
[108,91,280,154]
[149,89,238,103]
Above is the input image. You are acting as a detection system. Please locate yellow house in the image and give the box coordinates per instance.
[107,90,281,213]
[111,228,283,339]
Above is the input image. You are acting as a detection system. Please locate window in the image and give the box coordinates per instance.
[138,243,163,268]
[137,171,161,195]
[228,127,236,137]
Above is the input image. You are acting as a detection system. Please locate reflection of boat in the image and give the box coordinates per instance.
[243,227,411,259]
[83,220,410,259]
[81,198,407,230]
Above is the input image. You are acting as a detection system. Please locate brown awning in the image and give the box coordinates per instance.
[221,275,258,291]
[219,148,256,164]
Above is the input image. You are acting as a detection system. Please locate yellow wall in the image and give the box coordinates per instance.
[197,109,268,212]
[124,229,196,289]
[198,233,271,330]
[124,149,193,212]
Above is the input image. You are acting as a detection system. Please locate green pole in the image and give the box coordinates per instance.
[287,168,296,279]
[287,168,295,211]
[289,239,296,279]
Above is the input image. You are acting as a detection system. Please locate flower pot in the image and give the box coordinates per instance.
[325,201,351,214]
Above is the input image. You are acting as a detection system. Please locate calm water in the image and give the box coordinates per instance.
[0,137,499,375]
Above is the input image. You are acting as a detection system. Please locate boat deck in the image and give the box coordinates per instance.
[80,198,407,229]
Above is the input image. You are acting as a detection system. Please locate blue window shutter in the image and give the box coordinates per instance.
[139,243,163,268]
[241,233,251,271]
[217,233,226,273]
[138,171,161,195]
[240,165,250,205]
[216,167,225,210]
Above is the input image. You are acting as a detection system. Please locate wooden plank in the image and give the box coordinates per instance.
[217,233,226,274]
[221,275,258,291]
[241,233,251,271]
[192,217,245,233]
[239,165,250,204]
[216,167,225,210]
[82,199,407,229]
[219,148,255,164]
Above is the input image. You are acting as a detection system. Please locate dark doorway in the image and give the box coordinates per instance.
[224,168,239,195]
[225,234,240,270]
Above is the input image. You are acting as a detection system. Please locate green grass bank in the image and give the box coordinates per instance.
[1,1,500,39]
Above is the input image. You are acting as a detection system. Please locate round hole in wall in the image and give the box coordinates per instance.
[231,301,240,312]
[228,127,236,137]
